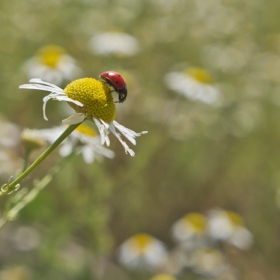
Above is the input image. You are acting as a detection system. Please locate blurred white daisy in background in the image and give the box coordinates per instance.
[156,246,190,275]
[0,150,23,179]
[0,118,22,177]
[11,225,41,252]
[171,212,209,249]
[0,117,21,148]
[20,78,147,156]
[164,67,221,105]
[118,233,167,271]
[89,31,140,57]
[22,124,115,163]
[190,247,226,278]
[23,45,82,86]
[207,208,254,250]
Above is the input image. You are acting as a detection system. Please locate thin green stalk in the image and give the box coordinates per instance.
[1,123,81,194]
[0,152,76,228]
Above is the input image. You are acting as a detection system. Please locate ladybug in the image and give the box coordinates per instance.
[99,71,127,103]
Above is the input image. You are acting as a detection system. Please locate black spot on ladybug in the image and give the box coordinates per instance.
[116,81,119,84]
[118,74,121,77]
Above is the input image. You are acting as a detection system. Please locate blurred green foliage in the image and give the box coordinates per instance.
[1,0,280,279]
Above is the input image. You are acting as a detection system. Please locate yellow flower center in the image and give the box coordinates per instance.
[150,274,177,280]
[185,67,213,84]
[130,234,155,254]
[64,78,116,123]
[38,45,66,68]
[183,213,208,233]
[226,211,244,227]
[75,124,96,137]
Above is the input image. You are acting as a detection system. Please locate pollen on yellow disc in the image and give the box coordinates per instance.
[183,213,208,233]
[76,124,96,137]
[64,78,116,123]
[185,67,213,84]
[150,274,177,280]
[37,45,66,68]
[130,233,154,253]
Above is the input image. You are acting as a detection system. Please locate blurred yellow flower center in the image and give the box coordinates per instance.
[38,45,66,68]
[76,124,96,137]
[185,67,213,84]
[130,234,154,253]
[64,78,116,123]
[183,213,208,233]
[226,211,244,226]
[150,274,177,280]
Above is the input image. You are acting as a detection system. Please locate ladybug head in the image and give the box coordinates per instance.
[117,88,127,103]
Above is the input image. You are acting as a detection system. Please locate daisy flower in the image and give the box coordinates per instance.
[207,208,253,250]
[0,118,22,177]
[23,45,82,86]
[118,233,167,271]
[0,117,21,148]
[22,124,115,163]
[171,212,209,249]
[164,67,220,105]
[19,78,147,156]
[190,247,226,278]
[89,31,140,57]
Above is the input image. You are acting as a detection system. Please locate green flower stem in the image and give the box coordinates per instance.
[0,152,76,228]
[2,122,81,193]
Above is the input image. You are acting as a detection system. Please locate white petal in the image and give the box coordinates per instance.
[53,96,84,107]
[29,78,63,90]
[81,146,95,163]
[93,118,110,146]
[19,84,64,94]
[113,120,148,145]
[62,113,86,125]
[109,123,135,156]
[59,140,73,157]
[42,96,50,120]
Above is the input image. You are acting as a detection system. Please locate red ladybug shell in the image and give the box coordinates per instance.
[99,71,126,91]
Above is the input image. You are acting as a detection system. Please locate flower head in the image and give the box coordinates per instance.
[22,124,115,163]
[207,209,253,250]
[89,31,140,57]
[190,247,226,278]
[19,78,147,156]
[171,212,209,249]
[118,233,167,271]
[23,45,82,86]
[164,67,220,105]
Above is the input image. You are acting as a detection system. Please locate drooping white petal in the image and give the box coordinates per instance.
[62,113,86,125]
[113,120,148,145]
[93,118,110,146]
[109,123,135,156]
[42,96,51,120]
